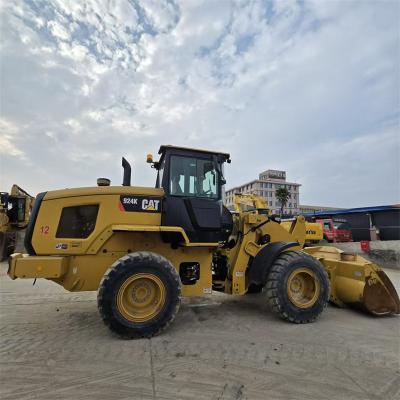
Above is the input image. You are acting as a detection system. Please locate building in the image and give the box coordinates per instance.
[225,169,301,215]
[299,205,343,214]
[303,204,400,241]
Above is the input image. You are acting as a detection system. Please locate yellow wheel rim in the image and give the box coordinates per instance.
[287,268,320,309]
[117,273,166,322]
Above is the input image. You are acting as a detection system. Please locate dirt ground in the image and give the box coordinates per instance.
[0,261,399,400]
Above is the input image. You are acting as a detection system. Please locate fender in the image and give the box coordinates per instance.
[24,191,47,255]
[247,241,298,286]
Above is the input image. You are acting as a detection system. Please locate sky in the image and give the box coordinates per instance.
[0,0,399,208]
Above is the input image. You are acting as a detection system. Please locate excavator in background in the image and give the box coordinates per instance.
[230,193,323,245]
[0,185,35,261]
[281,219,323,245]
[7,146,400,339]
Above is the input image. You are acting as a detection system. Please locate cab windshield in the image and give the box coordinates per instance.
[333,221,350,230]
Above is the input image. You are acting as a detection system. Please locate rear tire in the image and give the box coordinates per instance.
[6,232,16,258]
[265,251,329,323]
[0,232,6,262]
[98,251,181,339]
[0,232,14,261]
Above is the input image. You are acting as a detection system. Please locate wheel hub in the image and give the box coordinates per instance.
[117,273,166,322]
[287,268,320,309]
[132,283,151,303]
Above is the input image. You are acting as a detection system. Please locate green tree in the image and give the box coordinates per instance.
[276,187,290,217]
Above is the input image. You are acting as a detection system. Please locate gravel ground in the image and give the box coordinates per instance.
[0,261,399,400]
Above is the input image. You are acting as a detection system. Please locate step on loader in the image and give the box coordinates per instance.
[8,145,399,338]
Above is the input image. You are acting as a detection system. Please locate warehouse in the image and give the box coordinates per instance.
[304,205,400,241]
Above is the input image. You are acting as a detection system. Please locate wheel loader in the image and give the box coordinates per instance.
[8,145,399,338]
[1,185,35,261]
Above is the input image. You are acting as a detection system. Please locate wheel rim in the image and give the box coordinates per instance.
[117,273,166,322]
[287,268,320,308]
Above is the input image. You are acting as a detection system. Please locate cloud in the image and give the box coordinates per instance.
[291,127,400,207]
[0,119,25,158]
[48,20,70,41]
[0,0,398,207]
[0,135,25,158]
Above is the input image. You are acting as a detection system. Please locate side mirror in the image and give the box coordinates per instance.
[220,177,226,185]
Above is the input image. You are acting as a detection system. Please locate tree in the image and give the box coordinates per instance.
[276,187,290,217]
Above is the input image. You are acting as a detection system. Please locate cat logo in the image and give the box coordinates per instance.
[142,199,160,211]
[120,195,162,213]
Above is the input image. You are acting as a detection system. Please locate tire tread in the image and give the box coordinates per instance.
[98,251,181,339]
[265,250,329,324]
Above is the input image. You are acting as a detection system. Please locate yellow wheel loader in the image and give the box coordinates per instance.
[8,146,399,339]
[0,185,35,261]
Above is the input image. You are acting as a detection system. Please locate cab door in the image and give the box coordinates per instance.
[161,152,227,243]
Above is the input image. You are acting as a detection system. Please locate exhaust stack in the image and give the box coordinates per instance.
[122,157,131,186]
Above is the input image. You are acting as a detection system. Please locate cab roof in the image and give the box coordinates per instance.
[158,145,230,161]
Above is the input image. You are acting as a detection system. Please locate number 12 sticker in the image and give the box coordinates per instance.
[40,226,49,234]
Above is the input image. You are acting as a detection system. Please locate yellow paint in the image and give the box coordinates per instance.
[303,246,386,307]
[287,267,320,308]
[224,195,304,294]
[117,273,166,322]
[8,253,68,279]
[281,220,323,243]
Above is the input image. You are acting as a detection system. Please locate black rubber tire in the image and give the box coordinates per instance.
[6,232,16,258]
[98,251,181,339]
[265,251,329,323]
[0,232,6,262]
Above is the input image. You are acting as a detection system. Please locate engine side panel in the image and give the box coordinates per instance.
[30,189,163,256]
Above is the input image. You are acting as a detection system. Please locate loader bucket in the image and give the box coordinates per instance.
[303,246,400,316]
[362,270,400,315]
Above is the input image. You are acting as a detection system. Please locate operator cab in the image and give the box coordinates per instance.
[151,145,233,244]
[0,192,26,226]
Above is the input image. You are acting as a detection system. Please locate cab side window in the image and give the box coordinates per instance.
[169,156,218,198]
[56,205,99,238]
[323,222,331,231]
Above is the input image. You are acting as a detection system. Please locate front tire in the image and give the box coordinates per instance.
[265,251,329,323]
[98,251,181,339]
